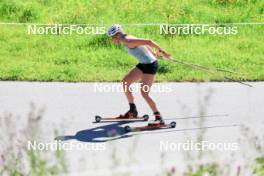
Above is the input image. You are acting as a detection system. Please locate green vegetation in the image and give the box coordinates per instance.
[254,156,264,176]
[0,0,263,82]
[184,163,221,176]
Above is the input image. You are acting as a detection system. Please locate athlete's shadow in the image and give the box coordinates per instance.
[55,121,134,143]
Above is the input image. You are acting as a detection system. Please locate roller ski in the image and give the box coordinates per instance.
[124,121,176,133]
[124,112,176,133]
[95,114,149,123]
[95,105,149,122]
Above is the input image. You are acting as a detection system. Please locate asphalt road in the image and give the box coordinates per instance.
[0,81,263,175]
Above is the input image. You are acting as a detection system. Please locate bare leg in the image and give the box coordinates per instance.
[140,74,159,113]
[122,67,142,103]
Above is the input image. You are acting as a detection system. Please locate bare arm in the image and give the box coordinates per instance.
[146,46,164,58]
[125,38,171,58]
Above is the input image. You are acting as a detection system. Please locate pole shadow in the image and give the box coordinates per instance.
[127,124,241,137]
[164,114,229,121]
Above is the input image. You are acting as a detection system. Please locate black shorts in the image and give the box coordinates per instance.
[136,61,158,74]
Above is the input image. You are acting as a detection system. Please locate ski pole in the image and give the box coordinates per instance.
[156,51,245,75]
[163,57,253,87]
[172,59,245,75]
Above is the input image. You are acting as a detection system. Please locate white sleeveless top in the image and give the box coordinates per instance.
[123,40,157,64]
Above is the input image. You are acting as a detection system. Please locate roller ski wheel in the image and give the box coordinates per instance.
[95,115,102,123]
[143,114,149,121]
[170,121,176,128]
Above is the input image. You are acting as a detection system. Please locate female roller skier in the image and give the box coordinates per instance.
[107,24,171,125]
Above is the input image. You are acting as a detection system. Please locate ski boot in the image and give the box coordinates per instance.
[118,103,138,119]
[148,112,165,126]
[119,109,138,118]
